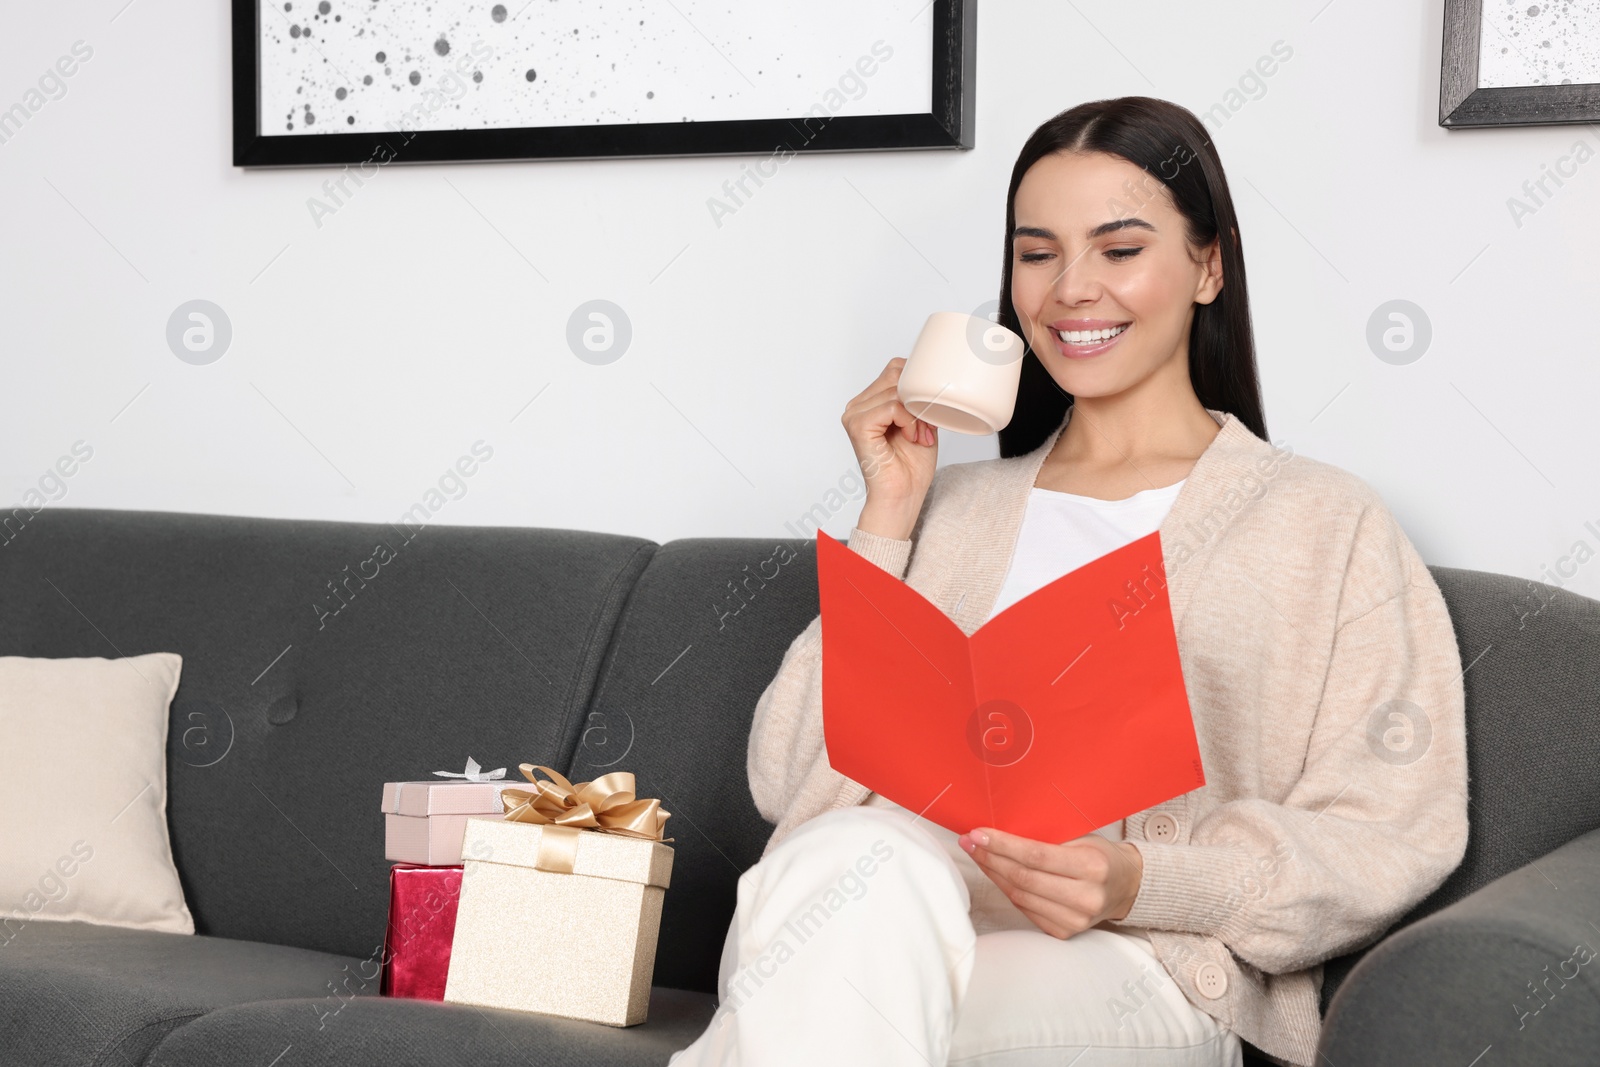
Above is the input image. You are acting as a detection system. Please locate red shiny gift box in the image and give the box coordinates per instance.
[379,863,463,1000]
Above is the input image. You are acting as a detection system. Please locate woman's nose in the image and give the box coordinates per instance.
[1050,247,1102,305]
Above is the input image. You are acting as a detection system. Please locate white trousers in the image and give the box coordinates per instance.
[669,805,1242,1067]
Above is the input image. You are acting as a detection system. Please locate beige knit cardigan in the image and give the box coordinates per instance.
[746,405,1470,1067]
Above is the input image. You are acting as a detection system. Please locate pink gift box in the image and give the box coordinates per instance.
[381,780,526,866]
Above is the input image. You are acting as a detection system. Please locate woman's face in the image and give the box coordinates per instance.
[1010,150,1222,401]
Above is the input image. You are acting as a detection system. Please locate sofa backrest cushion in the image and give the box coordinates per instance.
[0,507,652,960]
[575,536,817,994]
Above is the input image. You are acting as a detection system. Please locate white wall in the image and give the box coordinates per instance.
[3,0,1597,605]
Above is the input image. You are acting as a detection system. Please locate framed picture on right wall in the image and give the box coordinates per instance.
[1440,0,1600,127]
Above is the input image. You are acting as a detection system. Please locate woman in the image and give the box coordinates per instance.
[671,97,1469,1067]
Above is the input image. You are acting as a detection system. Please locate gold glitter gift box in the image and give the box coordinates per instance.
[442,765,674,1027]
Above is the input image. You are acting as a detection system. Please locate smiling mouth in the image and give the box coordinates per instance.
[1052,323,1130,345]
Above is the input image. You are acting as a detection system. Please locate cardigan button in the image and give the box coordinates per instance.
[1195,962,1228,999]
[1144,813,1178,842]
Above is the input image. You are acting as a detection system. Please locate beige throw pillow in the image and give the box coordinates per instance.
[0,653,194,937]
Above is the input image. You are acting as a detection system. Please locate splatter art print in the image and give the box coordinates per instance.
[1477,0,1600,88]
[235,0,974,166]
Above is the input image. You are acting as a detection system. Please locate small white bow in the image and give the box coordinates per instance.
[432,756,507,782]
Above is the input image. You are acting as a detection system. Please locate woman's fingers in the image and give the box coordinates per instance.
[840,356,937,503]
[976,862,1096,938]
[975,849,1104,915]
[1013,898,1093,940]
[850,358,907,407]
[873,397,920,439]
[845,378,915,426]
[845,394,923,466]
[968,827,1111,881]
[965,829,1133,923]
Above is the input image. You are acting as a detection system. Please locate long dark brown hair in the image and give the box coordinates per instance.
[995,96,1268,458]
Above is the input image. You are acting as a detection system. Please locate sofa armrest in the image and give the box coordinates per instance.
[1319,825,1600,1065]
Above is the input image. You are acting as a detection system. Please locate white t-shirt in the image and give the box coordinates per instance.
[988,479,1188,621]
[862,477,1186,927]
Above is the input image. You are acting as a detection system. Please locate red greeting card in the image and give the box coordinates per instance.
[817,529,1204,843]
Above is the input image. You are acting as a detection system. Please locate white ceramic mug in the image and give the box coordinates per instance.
[897,311,1028,435]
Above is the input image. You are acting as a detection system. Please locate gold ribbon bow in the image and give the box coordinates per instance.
[500,764,673,875]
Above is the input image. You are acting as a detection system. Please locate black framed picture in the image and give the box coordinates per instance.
[231,0,975,168]
[1440,0,1600,127]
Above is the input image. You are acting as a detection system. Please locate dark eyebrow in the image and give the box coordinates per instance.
[1013,218,1157,241]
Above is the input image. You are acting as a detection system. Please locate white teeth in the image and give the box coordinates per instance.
[1055,324,1129,345]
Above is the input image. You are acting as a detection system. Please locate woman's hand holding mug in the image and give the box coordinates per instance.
[841,357,938,542]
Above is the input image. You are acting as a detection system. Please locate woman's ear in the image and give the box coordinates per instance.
[1195,235,1225,305]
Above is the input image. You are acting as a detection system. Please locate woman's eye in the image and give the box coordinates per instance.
[1018,247,1141,264]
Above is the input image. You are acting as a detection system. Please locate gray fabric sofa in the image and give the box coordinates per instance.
[1,506,1596,1067]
